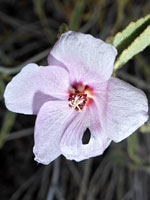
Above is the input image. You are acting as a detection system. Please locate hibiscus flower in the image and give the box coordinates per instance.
[4,31,148,164]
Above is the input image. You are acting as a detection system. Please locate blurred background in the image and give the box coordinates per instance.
[0,0,150,200]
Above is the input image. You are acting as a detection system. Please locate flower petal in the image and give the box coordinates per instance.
[48,31,117,82]
[33,101,77,165]
[4,63,69,114]
[60,103,111,161]
[89,103,111,154]
[102,77,149,142]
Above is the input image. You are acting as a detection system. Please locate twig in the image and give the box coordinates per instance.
[55,187,65,200]
[121,190,134,200]
[0,11,26,28]
[9,168,42,200]
[104,167,117,200]
[10,41,41,59]
[77,158,93,200]
[88,157,109,190]
[0,11,59,33]
[46,158,60,200]
[87,157,109,200]
[0,48,50,75]
[89,162,112,199]
[79,7,98,33]
[60,159,70,198]
[37,165,52,200]
[117,71,150,90]
[66,160,82,186]
[5,128,34,141]
[22,173,41,200]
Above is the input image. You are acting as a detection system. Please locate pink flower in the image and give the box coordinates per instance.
[4,31,148,164]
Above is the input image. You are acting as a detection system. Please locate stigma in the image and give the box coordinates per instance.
[68,82,93,111]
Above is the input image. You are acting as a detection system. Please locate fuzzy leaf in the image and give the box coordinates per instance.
[114,25,150,70]
[112,14,150,49]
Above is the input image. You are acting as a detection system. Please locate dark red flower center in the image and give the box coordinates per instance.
[68,82,93,111]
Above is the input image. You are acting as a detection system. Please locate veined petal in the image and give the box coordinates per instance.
[33,101,77,165]
[60,103,111,161]
[48,31,117,82]
[4,63,69,114]
[89,103,111,154]
[102,77,149,142]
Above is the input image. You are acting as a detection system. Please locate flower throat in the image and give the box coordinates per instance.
[68,82,93,111]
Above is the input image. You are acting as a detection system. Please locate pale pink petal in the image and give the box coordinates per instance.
[48,31,117,82]
[33,101,77,165]
[60,103,111,161]
[91,81,108,121]
[100,77,149,142]
[4,63,69,114]
[89,103,111,152]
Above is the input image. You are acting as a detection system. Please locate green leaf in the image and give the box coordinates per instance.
[112,14,150,49]
[111,0,129,35]
[33,0,56,43]
[69,0,88,31]
[108,14,150,71]
[127,134,143,165]
[140,122,150,134]
[0,111,16,148]
[0,79,5,100]
[114,25,150,71]
[58,23,69,38]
